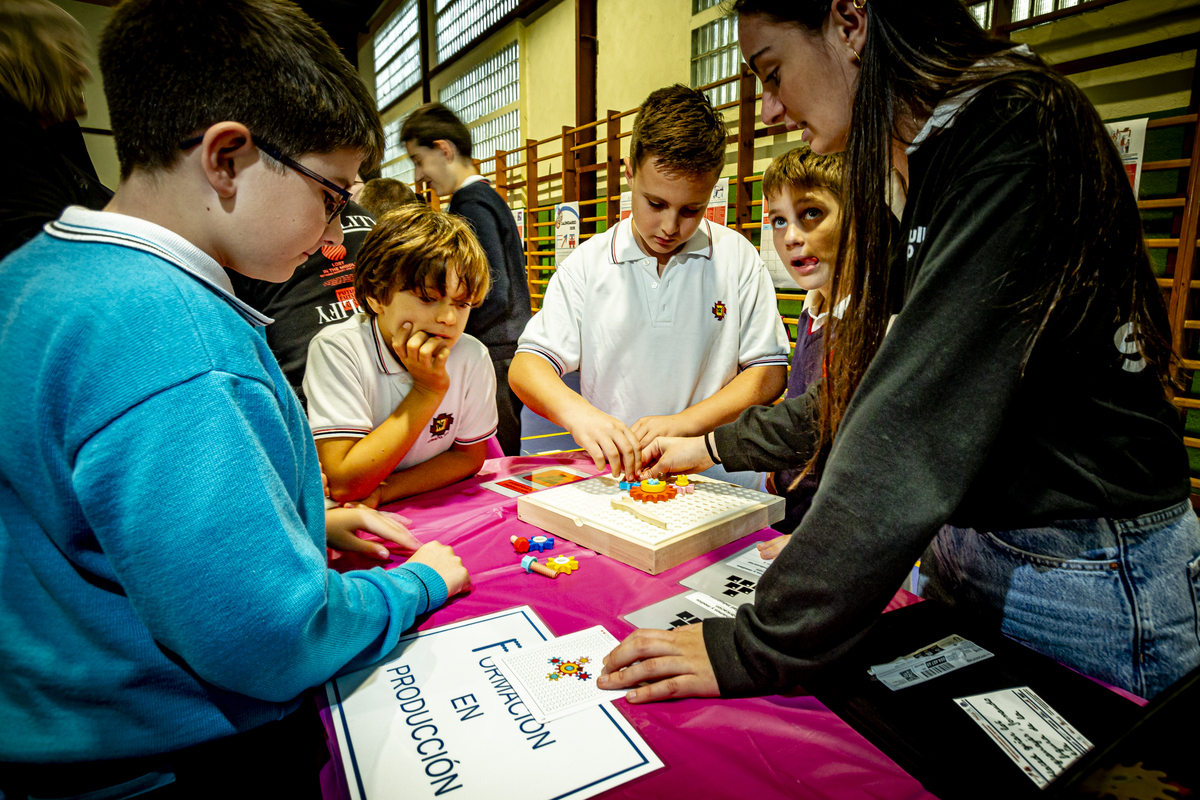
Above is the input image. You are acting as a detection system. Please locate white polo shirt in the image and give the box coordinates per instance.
[304,313,498,472]
[517,218,790,426]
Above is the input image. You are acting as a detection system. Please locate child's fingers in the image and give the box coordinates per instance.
[383,511,414,527]
[756,534,790,560]
[326,528,390,560]
[355,510,422,552]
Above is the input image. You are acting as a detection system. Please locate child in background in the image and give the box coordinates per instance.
[306,204,498,508]
[509,84,790,483]
[758,145,845,558]
[359,177,422,218]
[0,0,468,794]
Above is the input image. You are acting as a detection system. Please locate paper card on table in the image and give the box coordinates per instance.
[679,543,770,605]
[868,634,994,691]
[955,687,1093,788]
[480,466,592,498]
[623,590,739,631]
[496,626,626,723]
[326,607,662,800]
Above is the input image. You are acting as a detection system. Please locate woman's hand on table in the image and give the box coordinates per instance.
[597,623,720,703]
[326,506,420,560]
[407,542,471,597]
[637,435,713,478]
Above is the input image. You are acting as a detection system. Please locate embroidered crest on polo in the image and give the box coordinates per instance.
[429,413,455,438]
[711,301,727,320]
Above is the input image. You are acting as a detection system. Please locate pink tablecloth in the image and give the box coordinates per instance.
[319,455,936,800]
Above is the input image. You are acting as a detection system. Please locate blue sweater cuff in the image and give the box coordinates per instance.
[392,562,449,614]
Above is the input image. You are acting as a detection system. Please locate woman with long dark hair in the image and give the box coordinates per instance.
[599,0,1199,701]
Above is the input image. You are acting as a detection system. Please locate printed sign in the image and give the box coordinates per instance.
[1104,117,1148,196]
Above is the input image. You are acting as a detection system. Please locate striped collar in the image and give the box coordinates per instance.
[370,315,406,376]
[46,206,272,327]
[609,217,715,265]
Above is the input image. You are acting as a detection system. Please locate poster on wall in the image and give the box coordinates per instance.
[512,208,525,242]
[705,177,729,225]
[619,191,632,221]
[760,196,799,289]
[1104,117,1148,196]
[554,202,581,267]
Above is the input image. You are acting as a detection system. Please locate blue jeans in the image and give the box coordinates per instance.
[921,500,1200,699]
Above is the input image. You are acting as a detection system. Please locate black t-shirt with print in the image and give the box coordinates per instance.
[226,202,376,408]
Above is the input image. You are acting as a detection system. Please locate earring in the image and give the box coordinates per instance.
[848,39,861,65]
[853,0,866,7]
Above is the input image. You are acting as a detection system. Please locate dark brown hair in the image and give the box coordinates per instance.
[99,0,383,179]
[732,0,1174,479]
[400,103,473,159]
[355,204,490,314]
[629,84,727,177]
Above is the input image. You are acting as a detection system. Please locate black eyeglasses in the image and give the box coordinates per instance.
[180,134,351,224]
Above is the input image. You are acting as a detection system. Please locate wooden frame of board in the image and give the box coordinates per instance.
[516,476,785,574]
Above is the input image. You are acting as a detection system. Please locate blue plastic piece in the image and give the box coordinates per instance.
[521,555,538,573]
[528,535,555,552]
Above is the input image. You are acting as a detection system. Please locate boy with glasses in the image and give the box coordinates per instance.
[0,0,469,795]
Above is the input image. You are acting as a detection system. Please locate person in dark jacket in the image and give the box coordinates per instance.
[1,0,112,260]
[600,0,1198,702]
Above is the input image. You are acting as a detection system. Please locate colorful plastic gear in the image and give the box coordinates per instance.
[546,555,579,575]
[528,535,555,552]
[630,483,677,503]
[545,656,592,682]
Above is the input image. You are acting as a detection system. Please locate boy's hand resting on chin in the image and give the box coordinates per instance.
[393,322,452,395]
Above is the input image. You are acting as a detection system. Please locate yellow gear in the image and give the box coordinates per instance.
[546,555,579,574]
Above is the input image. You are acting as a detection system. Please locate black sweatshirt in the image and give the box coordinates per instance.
[704,74,1190,697]
[448,179,531,360]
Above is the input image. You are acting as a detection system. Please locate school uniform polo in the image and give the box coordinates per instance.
[516,218,790,426]
[304,313,498,469]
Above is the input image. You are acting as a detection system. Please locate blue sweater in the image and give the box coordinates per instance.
[0,207,447,762]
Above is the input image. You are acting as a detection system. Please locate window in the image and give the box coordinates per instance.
[434,0,518,65]
[1012,0,1079,22]
[373,0,420,108]
[440,42,519,125]
[439,42,521,173]
[691,15,740,107]
[380,115,415,185]
[469,109,521,174]
[692,0,721,13]
[966,1,992,29]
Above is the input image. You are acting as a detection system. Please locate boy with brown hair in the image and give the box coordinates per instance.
[306,203,498,508]
[0,1,467,794]
[358,176,422,217]
[510,84,790,481]
[402,102,531,456]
